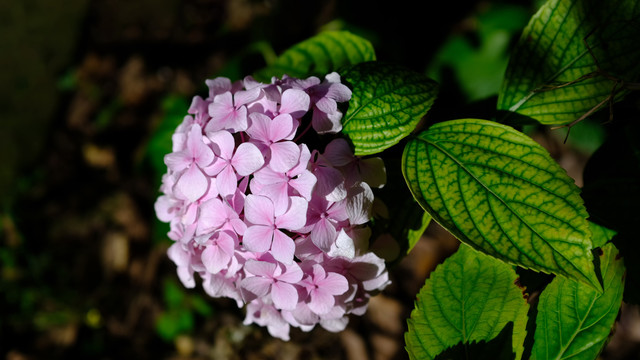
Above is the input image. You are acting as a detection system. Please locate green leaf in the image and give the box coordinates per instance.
[498,0,640,125]
[582,118,640,303]
[407,211,432,254]
[163,278,186,309]
[155,309,194,342]
[402,119,599,288]
[405,244,529,360]
[588,221,615,249]
[341,62,439,155]
[531,243,625,359]
[254,30,376,81]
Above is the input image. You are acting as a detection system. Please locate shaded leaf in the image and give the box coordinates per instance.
[342,62,439,155]
[405,244,529,360]
[254,30,375,81]
[531,243,625,359]
[434,322,516,360]
[498,0,640,125]
[402,119,599,288]
[582,117,640,303]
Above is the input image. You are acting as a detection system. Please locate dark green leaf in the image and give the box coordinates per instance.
[498,0,640,125]
[582,118,640,303]
[342,62,439,155]
[531,243,625,359]
[405,244,529,360]
[254,30,375,81]
[403,119,599,288]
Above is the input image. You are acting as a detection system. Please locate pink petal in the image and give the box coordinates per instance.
[311,218,337,252]
[270,113,296,141]
[229,218,247,236]
[258,182,290,217]
[241,276,273,298]
[319,272,349,296]
[323,138,353,167]
[277,261,303,283]
[242,225,273,253]
[197,198,227,234]
[308,288,335,315]
[269,141,300,173]
[315,96,337,114]
[271,282,299,310]
[234,87,262,107]
[205,77,232,98]
[314,165,346,200]
[207,130,235,160]
[201,243,230,274]
[312,108,342,134]
[186,124,214,167]
[276,196,308,231]
[177,266,196,288]
[215,165,238,197]
[154,195,176,222]
[253,166,288,185]
[327,229,356,259]
[270,230,295,264]
[289,144,312,176]
[345,183,373,225]
[167,242,190,267]
[164,151,190,172]
[246,112,272,143]
[289,170,317,201]
[244,195,275,226]
[244,259,277,277]
[324,73,352,102]
[279,89,310,118]
[176,165,208,202]
[232,142,265,176]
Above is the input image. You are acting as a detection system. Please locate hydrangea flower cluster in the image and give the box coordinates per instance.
[154,72,390,340]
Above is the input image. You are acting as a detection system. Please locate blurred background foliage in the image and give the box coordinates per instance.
[1,0,638,359]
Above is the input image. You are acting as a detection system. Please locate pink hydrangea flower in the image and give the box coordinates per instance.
[155,73,389,340]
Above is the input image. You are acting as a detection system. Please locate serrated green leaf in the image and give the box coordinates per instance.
[498,0,640,125]
[405,244,529,360]
[531,242,624,359]
[341,62,439,156]
[407,211,432,254]
[254,30,375,81]
[588,221,616,249]
[402,119,599,289]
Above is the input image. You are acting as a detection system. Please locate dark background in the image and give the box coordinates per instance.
[1,0,639,359]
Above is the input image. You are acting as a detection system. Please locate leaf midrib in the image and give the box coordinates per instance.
[420,137,594,285]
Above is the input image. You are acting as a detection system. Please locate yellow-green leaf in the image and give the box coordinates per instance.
[402,119,599,289]
[341,62,439,155]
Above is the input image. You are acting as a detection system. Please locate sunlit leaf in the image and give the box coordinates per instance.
[254,30,376,81]
[341,61,439,155]
[531,243,624,359]
[498,0,640,125]
[402,119,599,288]
[405,244,529,360]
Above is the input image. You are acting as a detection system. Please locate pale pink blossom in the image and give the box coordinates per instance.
[155,73,390,341]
